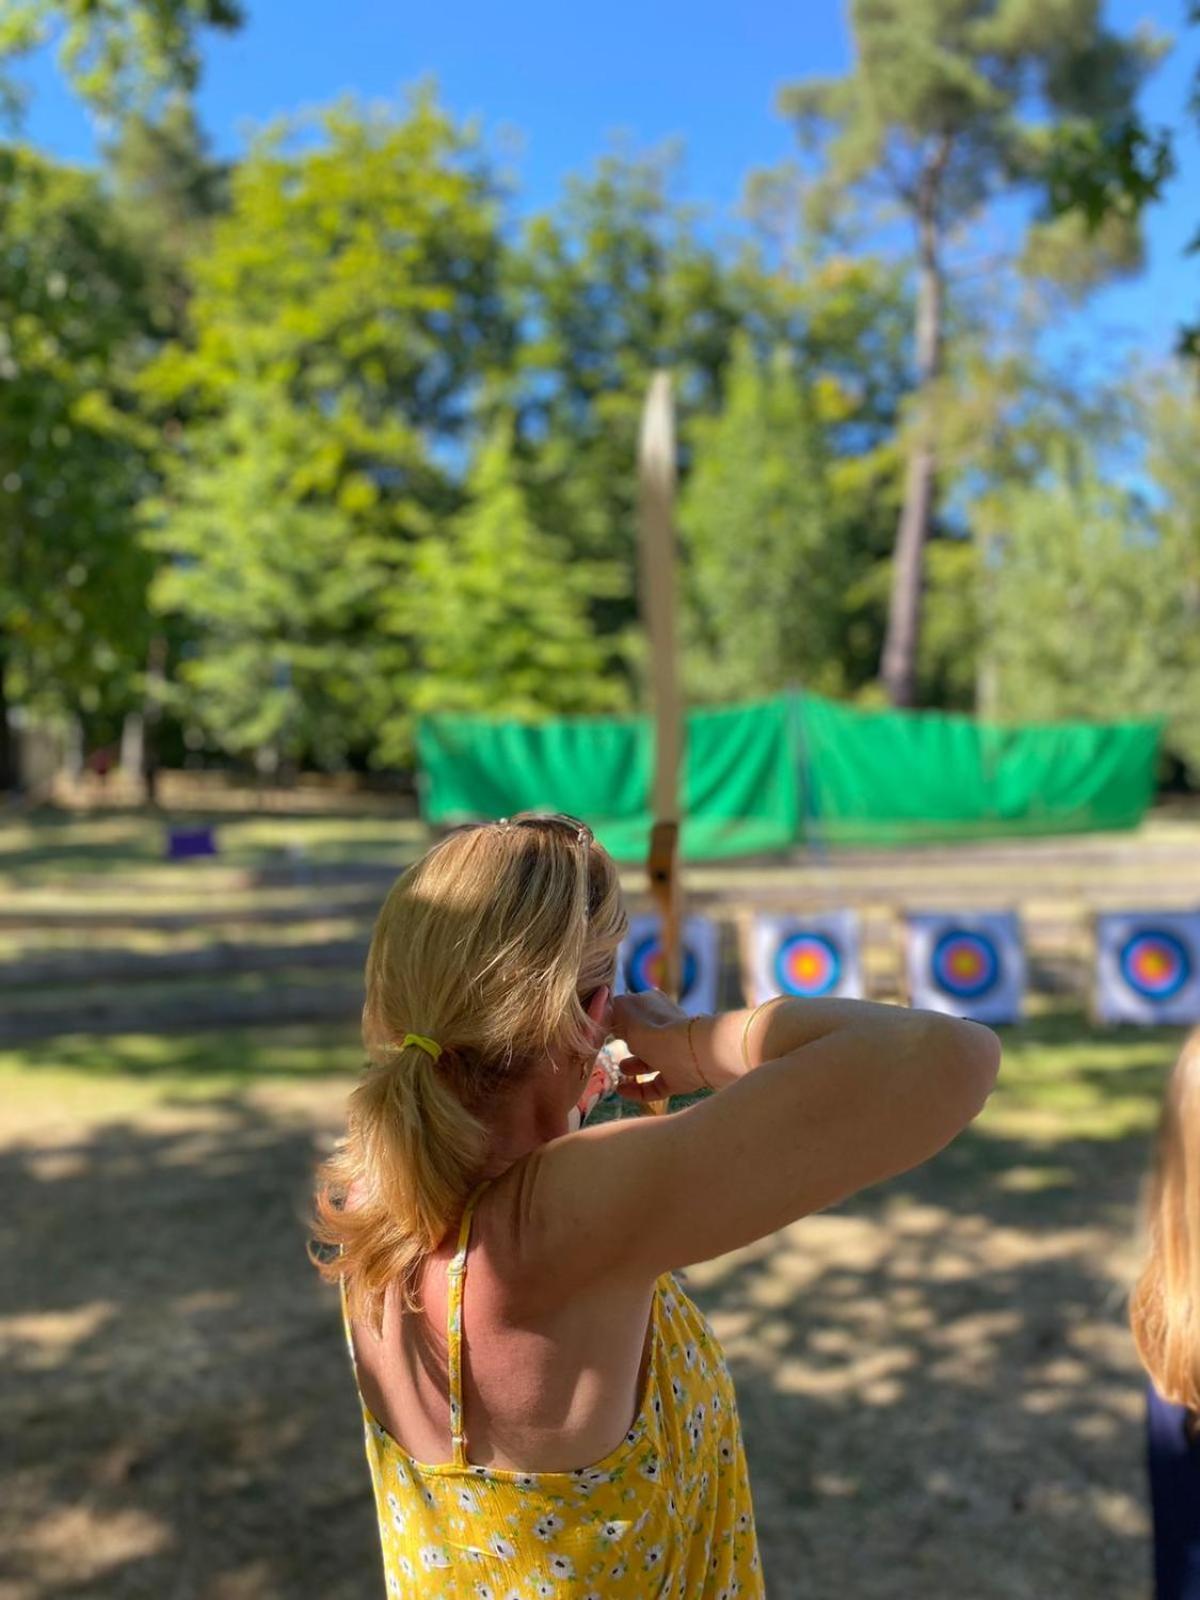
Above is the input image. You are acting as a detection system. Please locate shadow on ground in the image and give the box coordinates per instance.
[0,1095,376,1600]
[0,1080,1158,1599]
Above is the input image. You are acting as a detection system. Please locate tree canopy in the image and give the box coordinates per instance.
[2,3,1199,790]
[779,0,1160,706]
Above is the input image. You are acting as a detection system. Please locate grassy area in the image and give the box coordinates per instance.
[0,806,429,887]
[984,1015,1178,1142]
[0,1012,1184,1140]
[0,1024,362,1127]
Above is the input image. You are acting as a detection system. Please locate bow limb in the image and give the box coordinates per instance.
[636,371,685,1116]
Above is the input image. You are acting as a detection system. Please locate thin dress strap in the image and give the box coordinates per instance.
[446,1181,489,1468]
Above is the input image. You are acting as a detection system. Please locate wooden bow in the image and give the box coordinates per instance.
[636,372,684,1116]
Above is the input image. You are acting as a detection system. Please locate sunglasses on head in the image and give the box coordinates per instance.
[500,811,593,846]
[445,812,594,847]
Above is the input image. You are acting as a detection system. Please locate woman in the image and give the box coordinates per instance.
[313,813,1000,1597]
[1131,1029,1200,1600]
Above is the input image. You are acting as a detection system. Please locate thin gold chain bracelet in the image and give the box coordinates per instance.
[740,997,782,1073]
[686,1013,715,1092]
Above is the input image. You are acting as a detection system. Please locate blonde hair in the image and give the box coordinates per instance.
[1131,1028,1200,1409]
[311,815,626,1331]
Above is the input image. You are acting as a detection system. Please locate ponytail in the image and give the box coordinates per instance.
[312,1042,487,1330]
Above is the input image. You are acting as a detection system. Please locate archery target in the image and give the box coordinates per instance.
[626,936,699,998]
[616,915,719,1017]
[930,931,999,1001]
[778,933,840,996]
[1096,913,1200,1025]
[747,911,863,1006]
[1120,931,1191,1000]
[907,912,1024,1024]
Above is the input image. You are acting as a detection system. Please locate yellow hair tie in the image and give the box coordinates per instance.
[401,1033,441,1060]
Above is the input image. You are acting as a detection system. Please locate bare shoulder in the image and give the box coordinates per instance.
[491,1010,998,1288]
[480,1115,682,1301]
[469,1151,657,1335]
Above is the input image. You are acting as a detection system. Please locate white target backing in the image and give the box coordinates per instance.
[616,915,720,1017]
[746,911,863,1006]
[1095,912,1200,1025]
[907,912,1025,1024]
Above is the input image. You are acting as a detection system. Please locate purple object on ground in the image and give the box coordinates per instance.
[167,827,218,860]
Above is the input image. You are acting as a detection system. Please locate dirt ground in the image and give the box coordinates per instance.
[0,1069,1155,1600]
[3,805,1185,1599]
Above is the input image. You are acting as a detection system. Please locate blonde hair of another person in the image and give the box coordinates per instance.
[311,817,627,1331]
[1131,1028,1200,1411]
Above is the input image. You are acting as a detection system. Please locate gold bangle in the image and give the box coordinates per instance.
[686,1014,715,1092]
[740,998,779,1072]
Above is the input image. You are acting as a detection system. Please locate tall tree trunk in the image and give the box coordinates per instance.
[881,163,946,709]
[0,638,14,792]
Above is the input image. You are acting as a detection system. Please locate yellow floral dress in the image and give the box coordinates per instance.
[342,1182,765,1599]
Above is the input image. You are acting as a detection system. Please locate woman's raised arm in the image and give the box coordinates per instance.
[515,994,1000,1287]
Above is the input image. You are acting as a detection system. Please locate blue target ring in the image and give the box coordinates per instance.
[774,932,842,998]
[1119,929,1192,1002]
[625,934,699,999]
[931,930,1000,1000]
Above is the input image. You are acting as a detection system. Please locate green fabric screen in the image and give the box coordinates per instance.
[794,696,1163,845]
[415,697,798,862]
[416,694,1162,861]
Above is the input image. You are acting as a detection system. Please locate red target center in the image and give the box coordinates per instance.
[1135,949,1170,980]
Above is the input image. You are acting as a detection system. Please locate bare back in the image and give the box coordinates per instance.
[348,1159,657,1474]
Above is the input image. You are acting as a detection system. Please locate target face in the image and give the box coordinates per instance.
[625,935,699,1000]
[930,930,1000,1000]
[774,932,842,998]
[1119,930,1192,1002]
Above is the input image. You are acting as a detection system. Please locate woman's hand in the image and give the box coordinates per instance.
[610,991,707,1105]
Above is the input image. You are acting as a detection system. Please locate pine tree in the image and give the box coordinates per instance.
[781,0,1161,705]
[407,420,628,723]
[681,337,849,700]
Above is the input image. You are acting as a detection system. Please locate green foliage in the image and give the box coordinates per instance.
[0,146,154,725]
[509,150,742,652]
[151,92,510,429]
[145,126,925,763]
[144,386,409,768]
[778,0,1159,704]
[1044,114,1175,230]
[142,93,512,767]
[405,421,629,729]
[2,17,1198,787]
[105,94,228,333]
[916,538,981,709]
[782,0,1162,233]
[680,337,847,699]
[1043,4,1198,358]
[1142,378,1200,769]
[0,0,242,118]
[984,445,1200,774]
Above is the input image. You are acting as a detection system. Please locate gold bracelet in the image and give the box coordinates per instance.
[686,1014,715,1092]
[740,998,780,1073]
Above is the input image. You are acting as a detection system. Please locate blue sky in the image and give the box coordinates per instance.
[16,0,1199,367]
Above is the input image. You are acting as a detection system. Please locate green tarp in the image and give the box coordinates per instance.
[416,694,1162,862]
[794,696,1163,845]
[416,697,798,862]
